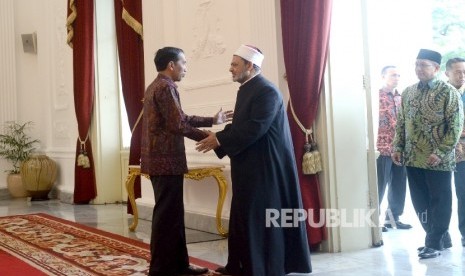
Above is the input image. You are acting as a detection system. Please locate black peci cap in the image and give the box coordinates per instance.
[417,49,442,64]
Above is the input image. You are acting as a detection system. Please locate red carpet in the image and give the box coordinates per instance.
[0,213,219,275]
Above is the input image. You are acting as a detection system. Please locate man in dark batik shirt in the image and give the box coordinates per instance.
[376,65,411,232]
[141,47,231,276]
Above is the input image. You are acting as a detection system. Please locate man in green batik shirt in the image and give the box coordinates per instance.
[445,57,465,248]
[392,49,464,259]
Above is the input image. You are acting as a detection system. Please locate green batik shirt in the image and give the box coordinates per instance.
[455,85,465,163]
[393,79,464,171]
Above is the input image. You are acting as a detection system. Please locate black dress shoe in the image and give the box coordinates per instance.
[418,242,452,252]
[215,266,232,275]
[395,221,412,229]
[177,265,208,275]
[384,221,412,229]
[381,226,388,232]
[418,247,440,259]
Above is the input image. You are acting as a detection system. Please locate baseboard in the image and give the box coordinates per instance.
[184,210,229,235]
[136,202,229,235]
[56,190,74,204]
[0,187,62,201]
[0,188,11,200]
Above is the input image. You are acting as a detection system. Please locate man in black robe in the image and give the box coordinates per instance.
[196,45,312,276]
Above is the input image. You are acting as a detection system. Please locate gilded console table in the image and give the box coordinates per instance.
[125,165,228,237]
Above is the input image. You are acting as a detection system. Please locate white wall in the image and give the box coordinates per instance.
[138,0,285,225]
[0,0,77,200]
[3,0,123,203]
[0,0,17,186]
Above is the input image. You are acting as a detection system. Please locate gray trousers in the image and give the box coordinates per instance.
[377,155,407,221]
[454,161,465,237]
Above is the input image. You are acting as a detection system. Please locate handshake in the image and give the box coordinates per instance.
[197,108,234,153]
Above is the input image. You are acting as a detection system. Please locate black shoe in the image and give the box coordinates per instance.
[462,237,465,247]
[382,226,388,232]
[384,221,412,229]
[177,265,208,275]
[418,247,441,259]
[215,266,232,275]
[395,221,412,229]
[418,243,451,252]
[417,236,452,252]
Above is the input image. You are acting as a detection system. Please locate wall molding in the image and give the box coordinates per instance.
[0,0,17,123]
[181,76,232,91]
[44,148,76,158]
[182,101,236,112]
[0,188,11,200]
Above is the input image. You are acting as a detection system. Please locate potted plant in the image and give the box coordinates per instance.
[0,121,39,197]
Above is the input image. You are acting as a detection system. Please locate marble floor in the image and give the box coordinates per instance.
[0,197,464,276]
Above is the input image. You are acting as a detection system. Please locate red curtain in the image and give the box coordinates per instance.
[67,0,97,203]
[280,0,333,249]
[114,0,145,213]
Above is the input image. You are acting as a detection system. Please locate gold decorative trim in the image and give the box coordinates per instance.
[184,167,228,236]
[66,0,77,48]
[125,165,228,237]
[121,6,143,39]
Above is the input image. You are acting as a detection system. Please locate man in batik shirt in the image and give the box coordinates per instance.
[445,57,465,247]
[376,65,411,232]
[392,49,463,259]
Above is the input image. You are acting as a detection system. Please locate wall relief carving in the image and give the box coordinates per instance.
[190,0,226,60]
[53,3,70,111]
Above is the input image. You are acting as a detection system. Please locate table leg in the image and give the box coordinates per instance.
[127,167,229,236]
[185,168,229,237]
[125,171,139,231]
[211,171,228,237]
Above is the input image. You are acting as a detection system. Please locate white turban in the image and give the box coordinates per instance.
[234,44,264,67]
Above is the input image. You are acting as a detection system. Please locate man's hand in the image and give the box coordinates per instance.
[427,153,442,167]
[391,152,403,166]
[213,108,234,125]
[196,131,219,153]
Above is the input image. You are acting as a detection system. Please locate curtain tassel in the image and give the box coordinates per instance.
[302,130,322,175]
[77,134,90,168]
[289,96,323,174]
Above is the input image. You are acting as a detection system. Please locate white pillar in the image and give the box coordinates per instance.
[0,0,17,184]
[0,0,17,123]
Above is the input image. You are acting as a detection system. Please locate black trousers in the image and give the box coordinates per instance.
[149,175,189,276]
[377,156,407,221]
[454,161,465,237]
[406,167,452,249]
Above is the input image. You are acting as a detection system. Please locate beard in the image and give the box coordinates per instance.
[233,70,251,84]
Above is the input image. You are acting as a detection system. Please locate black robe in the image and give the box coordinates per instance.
[215,74,312,275]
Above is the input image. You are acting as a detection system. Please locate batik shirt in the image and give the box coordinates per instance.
[455,84,465,163]
[377,88,402,156]
[393,79,463,171]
